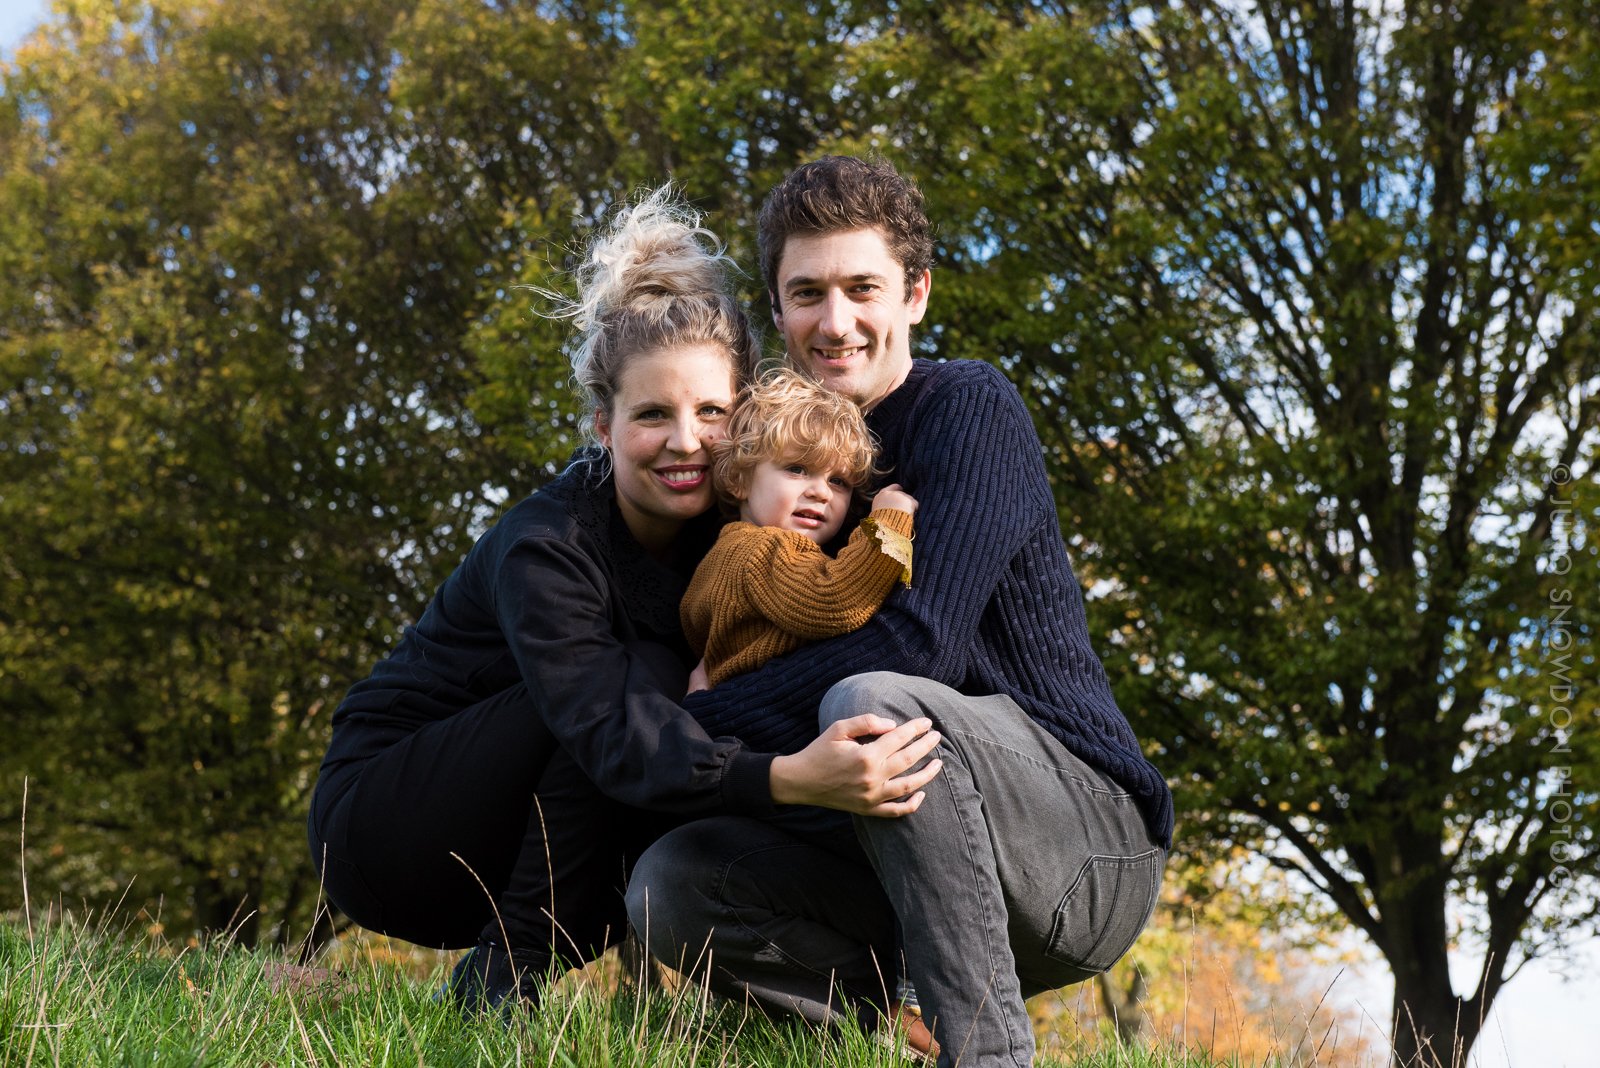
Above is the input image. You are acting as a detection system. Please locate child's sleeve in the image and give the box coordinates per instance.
[684,361,1055,755]
[745,508,915,641]
[679,545,719,656]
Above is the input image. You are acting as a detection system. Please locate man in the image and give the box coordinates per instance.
[627,156,1173,1067]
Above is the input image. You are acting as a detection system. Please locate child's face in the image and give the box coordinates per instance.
[739,458,853,545]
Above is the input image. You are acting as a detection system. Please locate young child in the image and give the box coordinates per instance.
[679,367,937,1059]
[680,366,917,688]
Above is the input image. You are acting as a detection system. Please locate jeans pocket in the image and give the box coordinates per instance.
[1045,849,1163,974]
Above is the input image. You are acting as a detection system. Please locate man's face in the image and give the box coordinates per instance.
[772,227,930,411]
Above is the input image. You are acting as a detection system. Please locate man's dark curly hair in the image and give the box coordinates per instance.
[757,155,934,310]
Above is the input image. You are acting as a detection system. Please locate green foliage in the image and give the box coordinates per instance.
[0,0,515,944]
[835,1,1599,1061]
[2,4,1595,1064]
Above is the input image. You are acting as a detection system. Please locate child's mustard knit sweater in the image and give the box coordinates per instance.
[681,508,915,688]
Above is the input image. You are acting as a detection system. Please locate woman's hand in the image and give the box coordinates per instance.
[768,715,943,817]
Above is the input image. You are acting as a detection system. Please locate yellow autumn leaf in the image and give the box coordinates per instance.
[862,515,914,586]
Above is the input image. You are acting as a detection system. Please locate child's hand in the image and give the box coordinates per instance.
[687,658,711,694]
[872,484,918,516]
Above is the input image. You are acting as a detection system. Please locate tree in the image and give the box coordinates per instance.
[0,0,518,945]
[0,0,869,949]
[5,5,1594,1064]
[844,1,1598,1063]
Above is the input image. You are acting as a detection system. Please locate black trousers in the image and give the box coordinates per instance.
[307,684,677,972]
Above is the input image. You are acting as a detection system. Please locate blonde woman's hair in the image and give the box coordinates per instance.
[712,367,881,508]
[547,185,761,446]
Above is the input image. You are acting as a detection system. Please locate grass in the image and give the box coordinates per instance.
[0,914,1318,1068]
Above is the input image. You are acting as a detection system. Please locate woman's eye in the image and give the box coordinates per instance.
[699,405,727,419]
[635,409,664,421]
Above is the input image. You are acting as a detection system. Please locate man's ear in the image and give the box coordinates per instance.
[906,269,931,326]
[769,291,784,329]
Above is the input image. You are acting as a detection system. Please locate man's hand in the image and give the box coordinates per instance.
[769,714,943,817]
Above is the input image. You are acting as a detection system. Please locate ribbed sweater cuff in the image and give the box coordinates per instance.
[721,750,778,815]
[867,507,915,536]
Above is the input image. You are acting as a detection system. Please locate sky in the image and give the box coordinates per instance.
[1,1,1594,1064]
[0,0,49,59]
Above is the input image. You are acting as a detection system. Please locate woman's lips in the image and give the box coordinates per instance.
[655,466,708,491]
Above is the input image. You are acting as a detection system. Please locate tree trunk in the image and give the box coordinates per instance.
[1371,820,1486,1068]
[194,877,258,948]
[1095,966,1147,1044]
[289,901,342,963]
[1389,970,1479,1068]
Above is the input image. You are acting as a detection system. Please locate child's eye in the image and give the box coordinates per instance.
[785,463,808,476]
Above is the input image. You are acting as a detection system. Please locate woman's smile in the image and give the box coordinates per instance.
[598,343,736,553]
[655,464,710,490]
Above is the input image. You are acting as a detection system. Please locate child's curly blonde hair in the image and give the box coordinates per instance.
[712,367,881,509]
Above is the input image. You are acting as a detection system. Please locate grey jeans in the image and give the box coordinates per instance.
[626,672,1164,1066]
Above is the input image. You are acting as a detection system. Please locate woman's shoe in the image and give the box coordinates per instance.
[440,940,539,1019]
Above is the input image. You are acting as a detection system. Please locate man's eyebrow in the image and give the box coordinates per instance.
[782,271,889,290]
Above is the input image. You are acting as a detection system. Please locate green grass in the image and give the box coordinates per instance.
[0,917,1270,1067]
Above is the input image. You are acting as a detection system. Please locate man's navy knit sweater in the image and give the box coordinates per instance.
[686,358,1174,848]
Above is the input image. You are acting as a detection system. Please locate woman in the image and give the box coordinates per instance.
[306,187,941,1014]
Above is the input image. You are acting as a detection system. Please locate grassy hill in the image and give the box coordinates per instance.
[0,915,1344,1067]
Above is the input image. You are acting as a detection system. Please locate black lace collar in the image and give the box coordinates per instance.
[544,450,719,636]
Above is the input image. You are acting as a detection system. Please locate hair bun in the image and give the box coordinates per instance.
[574,186,732,332]
[536,184,761,456]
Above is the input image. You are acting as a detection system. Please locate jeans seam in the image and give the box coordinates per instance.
[945,727,1133,798]
[934,745,1033,1066]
